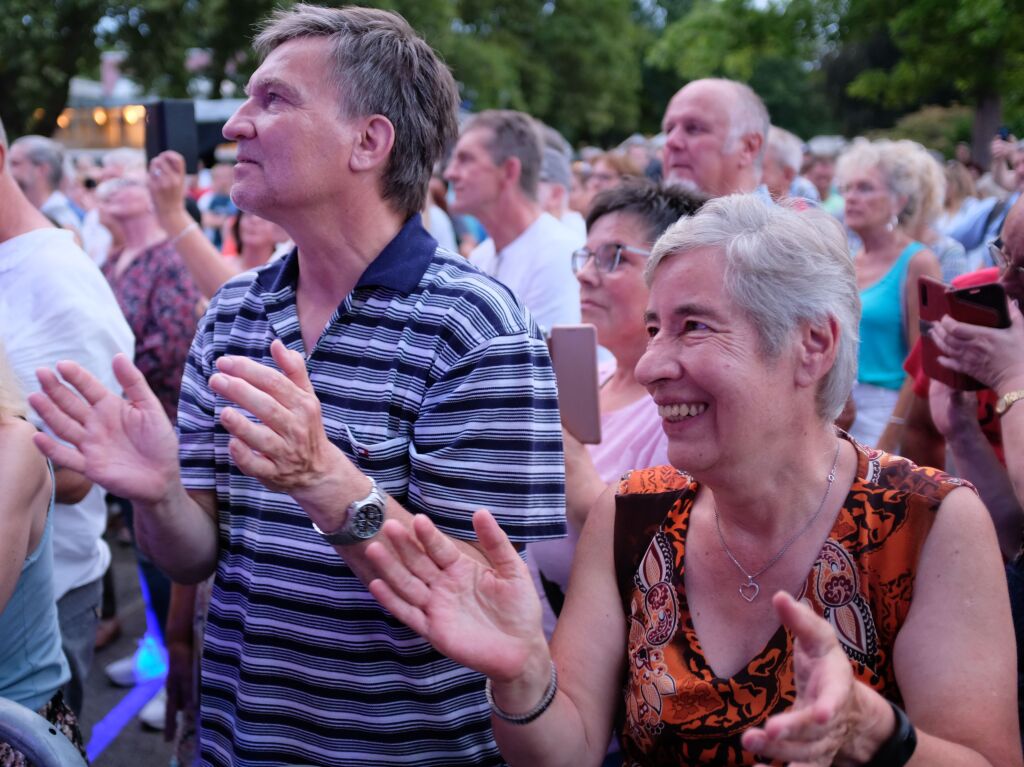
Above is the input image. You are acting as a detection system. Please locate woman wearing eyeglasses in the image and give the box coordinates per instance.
[528,181,705,639]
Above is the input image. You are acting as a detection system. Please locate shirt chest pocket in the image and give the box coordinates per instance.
[326,421,411,498]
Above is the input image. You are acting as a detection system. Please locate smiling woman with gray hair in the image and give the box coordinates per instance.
[364,194,1020,767]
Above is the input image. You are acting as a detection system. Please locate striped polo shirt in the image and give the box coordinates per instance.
[178,216,566,766]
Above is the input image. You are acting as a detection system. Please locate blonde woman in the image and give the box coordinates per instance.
[836,139,942,449]
[893,140,968,282]
[0,348,87,764]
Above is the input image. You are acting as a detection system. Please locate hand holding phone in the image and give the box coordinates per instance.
[919,276,1011,390]
[145,100,199,174]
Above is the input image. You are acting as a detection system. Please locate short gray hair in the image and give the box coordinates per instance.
[254,3,459,218]
[645,194,859,421]
[766,126,804,174]
[0,116,7,152]
[12,135,64,189]
[835,138,918,224]
[462,110,543,200]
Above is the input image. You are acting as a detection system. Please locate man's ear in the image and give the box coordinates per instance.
[794,316,840,390]
[740,132,764,169]
[349,114,396,174]
[500,155,523,190]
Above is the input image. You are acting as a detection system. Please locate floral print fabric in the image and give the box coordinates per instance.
[613,436,968,766]
[103,239,200,422]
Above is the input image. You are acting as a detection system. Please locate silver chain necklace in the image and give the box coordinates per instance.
[713,441,842,603]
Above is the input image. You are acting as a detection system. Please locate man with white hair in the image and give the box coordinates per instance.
[8,135,82,238]
[0,117,134,716]
[660,77,770,198]
[763,125,818,203]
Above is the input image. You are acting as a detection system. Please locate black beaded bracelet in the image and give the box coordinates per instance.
[865,700,917,767]
[484,661,558,725]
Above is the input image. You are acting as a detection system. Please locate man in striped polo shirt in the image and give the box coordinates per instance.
[30,5,566,765]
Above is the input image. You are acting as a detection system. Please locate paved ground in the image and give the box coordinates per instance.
[79,533,176,766]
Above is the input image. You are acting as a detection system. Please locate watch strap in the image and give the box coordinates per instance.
[312,477,385,545]
[865,700,916,767]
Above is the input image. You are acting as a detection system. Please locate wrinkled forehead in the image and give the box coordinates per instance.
[664,83,731,129]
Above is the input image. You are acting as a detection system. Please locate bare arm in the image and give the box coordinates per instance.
[899,392,946,470]
[991,137,1018,193]
[891,487,1022,765]
[29,355,220,583]
[53,465,92,505]
[364,489,626,767]
[149,152,239,299]
[931,383,1023,559]
[0,419,51,614]
[483,489,625,767]
[561,429,608,534]
[928,302,1024,557]
[745,487,1021,766]
[997,371,1024,509]
[878,248,942,452]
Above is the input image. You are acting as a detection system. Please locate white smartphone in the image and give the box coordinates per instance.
[548,324,602,444]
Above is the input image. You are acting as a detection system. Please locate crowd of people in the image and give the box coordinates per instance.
[2,3,1024,766]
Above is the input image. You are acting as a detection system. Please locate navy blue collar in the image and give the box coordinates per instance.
[260,214,438,295]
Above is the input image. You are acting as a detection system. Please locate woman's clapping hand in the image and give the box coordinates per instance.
[366,510,548,684]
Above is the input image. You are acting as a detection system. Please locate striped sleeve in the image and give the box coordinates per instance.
[409,326,566,542]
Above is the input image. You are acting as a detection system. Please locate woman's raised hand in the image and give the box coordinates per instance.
[366,510,547,683]
[741,592,892,767]
[29,354,181,505]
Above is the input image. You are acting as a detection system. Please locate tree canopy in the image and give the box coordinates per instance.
[5,0,1023,152]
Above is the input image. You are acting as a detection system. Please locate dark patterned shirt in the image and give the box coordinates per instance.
[102,238,200,422]
[613,434,969,766]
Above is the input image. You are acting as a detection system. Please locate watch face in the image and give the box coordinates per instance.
[352,502,385,539]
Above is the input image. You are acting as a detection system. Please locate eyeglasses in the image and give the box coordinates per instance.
[990,238,1024,277]
[571,242,651,274]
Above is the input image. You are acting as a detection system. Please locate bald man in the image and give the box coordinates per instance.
[660,78,770,198]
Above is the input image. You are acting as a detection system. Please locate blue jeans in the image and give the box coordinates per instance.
[56,576,103,717]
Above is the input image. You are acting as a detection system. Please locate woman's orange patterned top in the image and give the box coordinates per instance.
[612,435,971,766]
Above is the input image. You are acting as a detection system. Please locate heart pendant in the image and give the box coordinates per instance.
[738,581,759,602]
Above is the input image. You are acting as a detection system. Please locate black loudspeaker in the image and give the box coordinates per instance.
[144,100,198,173]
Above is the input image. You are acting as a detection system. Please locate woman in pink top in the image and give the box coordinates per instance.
[529,181,706,638]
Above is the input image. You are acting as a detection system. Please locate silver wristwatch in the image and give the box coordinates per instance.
[312,477,386,545]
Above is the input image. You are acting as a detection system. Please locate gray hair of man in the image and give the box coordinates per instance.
[462,110,544,200]
[0,115,7,152]
[713,79,770,172]
[766,126,804,174]
[11,135,65,189]
[644,194,860,421]
[835,138,919,225]
[253,3,460,219]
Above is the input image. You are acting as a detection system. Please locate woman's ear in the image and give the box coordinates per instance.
[795,316,840,389]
